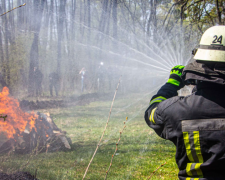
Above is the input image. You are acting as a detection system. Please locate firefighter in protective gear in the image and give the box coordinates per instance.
[145,25,225,180]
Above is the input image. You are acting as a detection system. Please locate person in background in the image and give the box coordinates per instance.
[79,67,86,92]
[49,72,59,96]
[97,62,105,92]
[145,26,225,180]
[33,67,43,96]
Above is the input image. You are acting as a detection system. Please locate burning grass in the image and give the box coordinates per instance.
[0,93,178,179]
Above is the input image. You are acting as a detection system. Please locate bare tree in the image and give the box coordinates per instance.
[112,0,118,39]
[57,0,67,74]
[28,0,45,95]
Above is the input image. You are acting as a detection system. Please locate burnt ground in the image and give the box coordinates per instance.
[19,92,117,111]
[0,171,37,180]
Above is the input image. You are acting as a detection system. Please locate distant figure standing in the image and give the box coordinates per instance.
[33,67,43,96]
[97,62,105,92]
[49,72,59,96]
[79,67,86,92]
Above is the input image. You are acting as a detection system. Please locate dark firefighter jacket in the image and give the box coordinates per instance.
[145,61,225,180]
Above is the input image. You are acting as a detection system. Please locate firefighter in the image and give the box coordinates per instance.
[33,67,43,96]
[49,72,59,96]
[145,25,225,180]
[79,67,86,92]
[97,62,105,92]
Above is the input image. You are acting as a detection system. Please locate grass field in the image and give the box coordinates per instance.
[0,92,179,180]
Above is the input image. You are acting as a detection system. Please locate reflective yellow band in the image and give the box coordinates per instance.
[183,132,194,162]
[193,131,203,163]
[167,78,180,86]
[150,96,167,105]
[186,163,193,176]
[149,107,157,124]
[183,131,204,178]
[195,163,203,177]
[186,163,203,178]
[150,99,163,105]
[186,178,200,180]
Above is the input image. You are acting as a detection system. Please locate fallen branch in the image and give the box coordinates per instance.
[105,117,128,180]
[148,161,167,179]
[0,3,26,17]
[0,114,7,121]
[82,76,122,180]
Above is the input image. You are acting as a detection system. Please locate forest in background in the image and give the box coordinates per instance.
[0,0,224,96]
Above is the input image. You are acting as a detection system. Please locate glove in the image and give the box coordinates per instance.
[167,65,185,89]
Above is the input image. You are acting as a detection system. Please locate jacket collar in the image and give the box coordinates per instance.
[182,60,225,85]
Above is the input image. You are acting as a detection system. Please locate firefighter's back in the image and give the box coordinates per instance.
[162,82,225,180]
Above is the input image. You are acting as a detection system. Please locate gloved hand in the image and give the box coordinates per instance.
[167,65,185,89]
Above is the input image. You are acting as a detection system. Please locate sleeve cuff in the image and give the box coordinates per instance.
[167,78,180,86]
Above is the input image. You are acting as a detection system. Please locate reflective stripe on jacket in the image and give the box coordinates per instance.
[145,82,225,180]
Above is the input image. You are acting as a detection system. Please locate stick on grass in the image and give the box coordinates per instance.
[148,161,167,179]
[82,76,122,180]
[105,116,128,180]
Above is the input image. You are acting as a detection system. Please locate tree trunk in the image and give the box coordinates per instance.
[3,0,10,86]
[112,0,118,40]
[87,0,92,72]
[99,0,108,34]
[147,0,153,42]
[106,0,112,36]
[50,0,54,42]
[57,0,66,75]
[87,0,91,39]
[180,1,187,28]
[216,0,222,25]
[79,0,83,35]
[28,0,45,96]
[97,0,109,63]
[152,0,157,42]
[69,0,77,91]
[0,26,5,79]
[0,3,5,80]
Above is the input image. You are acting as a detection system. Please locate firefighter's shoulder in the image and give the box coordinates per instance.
[156,95,185,115]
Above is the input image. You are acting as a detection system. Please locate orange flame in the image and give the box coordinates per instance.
[0,87,37,138]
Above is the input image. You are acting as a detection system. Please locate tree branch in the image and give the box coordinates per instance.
[0,3,26,17]
[148,161,167,179]
[162,0,183,27]
[118,0,145,32]
[185,0,205,11]
[216,0,222,24]
[105,117,128,180]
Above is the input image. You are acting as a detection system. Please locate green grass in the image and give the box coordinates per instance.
[0,93,178,179]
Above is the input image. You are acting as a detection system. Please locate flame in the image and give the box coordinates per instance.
[0,87,37,138]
